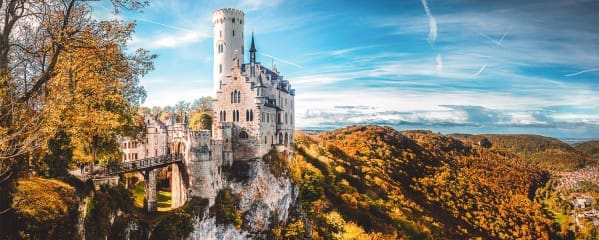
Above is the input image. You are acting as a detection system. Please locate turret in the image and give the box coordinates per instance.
[212,8,245,94]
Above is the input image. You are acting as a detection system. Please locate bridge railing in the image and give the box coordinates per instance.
[100,154,183,175]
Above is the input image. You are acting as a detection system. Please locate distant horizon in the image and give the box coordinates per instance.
[297,124,599,142]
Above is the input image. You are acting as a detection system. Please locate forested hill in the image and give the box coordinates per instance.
[575,140,599,161]
[291,126,559,239]
[449,134,593,171]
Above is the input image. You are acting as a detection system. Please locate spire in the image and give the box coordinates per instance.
[249,32,256,64]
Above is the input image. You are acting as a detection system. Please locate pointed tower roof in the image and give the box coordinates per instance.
[249,32,256,53]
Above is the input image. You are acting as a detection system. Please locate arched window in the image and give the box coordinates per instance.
[278,132,283,145]
[250,110,254,121]
[231,92,234,103]
[223,111,226,121]
[285,132,288,145]
[219,111,222,122]
[239,131,248,139]
[246,109,249,121]
[237,91,241,103]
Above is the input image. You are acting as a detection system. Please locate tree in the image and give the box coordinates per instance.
[175,100,190,123]
[190,96,213,113]
[189,112,213,131]
[0,0,151,232]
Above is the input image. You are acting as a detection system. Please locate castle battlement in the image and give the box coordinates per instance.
[212,8,245,24]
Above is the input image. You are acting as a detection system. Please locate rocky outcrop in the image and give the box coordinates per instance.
[189,157,302,239]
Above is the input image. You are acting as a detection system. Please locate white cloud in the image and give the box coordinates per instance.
[435,54,443,73]
[420,0,437,46]
[129,23,210,50]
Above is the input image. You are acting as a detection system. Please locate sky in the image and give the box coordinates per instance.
[91,0,599,140]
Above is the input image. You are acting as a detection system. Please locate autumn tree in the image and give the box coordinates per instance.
[0,0,151,233]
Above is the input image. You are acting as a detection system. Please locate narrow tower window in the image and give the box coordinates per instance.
[246,110,249,121]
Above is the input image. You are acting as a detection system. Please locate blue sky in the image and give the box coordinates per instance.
[91,0,599,139]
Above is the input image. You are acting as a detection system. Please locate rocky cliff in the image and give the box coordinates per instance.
[189,151,306,239]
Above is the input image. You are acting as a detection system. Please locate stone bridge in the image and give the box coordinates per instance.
[95,154,184,213]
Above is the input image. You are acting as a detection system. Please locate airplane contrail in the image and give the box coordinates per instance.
[565,68,599,77]
[474,64,487,76]
[135,18,195,33]
[259,52,303,68]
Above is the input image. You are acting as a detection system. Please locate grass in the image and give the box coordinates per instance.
[541,199,569,224]
[132,182,172,212]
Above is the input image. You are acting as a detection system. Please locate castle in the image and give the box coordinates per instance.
[119,8,295,212]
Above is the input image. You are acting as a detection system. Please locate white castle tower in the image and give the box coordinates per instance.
[212,8,245,93]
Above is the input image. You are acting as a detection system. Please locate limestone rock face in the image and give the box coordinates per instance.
[188,159,299,239]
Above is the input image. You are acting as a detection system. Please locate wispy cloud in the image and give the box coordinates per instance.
[474,64,487,76]
[239,0,282,11]
[435,54,443,73]
[134,18,195,33]
[258,52,303,68]
[565,68,599,77]
[131,30,209,49]
[420,0,437,46]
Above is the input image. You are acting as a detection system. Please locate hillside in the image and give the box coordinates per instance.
[575,140,599,161]
[292,126,558,239]
[450,134,592,171]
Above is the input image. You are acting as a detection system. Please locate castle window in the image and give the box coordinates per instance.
[277,113,281,124]
[236,91,241,103]
[285,133,288,145]
[278,133,283,145]
[231,92,234,103]
[223,111,227,121]
[264,136,267,144]
[285,113,288,124]
[232,30,235,36]
[246,109,249,121]
[239,131,248,139]
[250,110,254,121]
